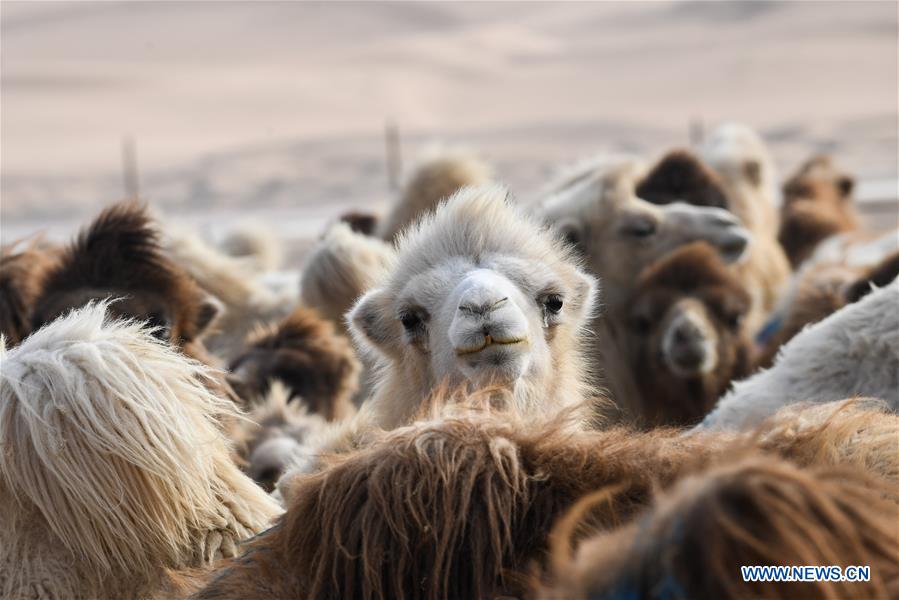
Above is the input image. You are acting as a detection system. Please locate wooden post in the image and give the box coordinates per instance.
[122,135,140,200]
[689,118,704,147]
[385,120,401,193]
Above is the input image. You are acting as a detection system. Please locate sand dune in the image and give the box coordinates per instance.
[1,1,896,244]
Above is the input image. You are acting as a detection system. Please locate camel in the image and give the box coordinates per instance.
[228,305,360,420]
[0,303,281,599]
[29,203,224,366]
[535,157,751,421]
[377,150,493,241]
[757,247,899,366]
[163,227,296,362]
[231,382,327,493]
[778,155,860,269]
[338,210,380,235]
[0,237,60,346]
[196,397,899,600]
[699,279,899,430]
[625,242,754,426]
[350,183,600,430]
[698,124,792,332]
[299,222,395,335]
[636,148,729,208]
[639,144,791,333]
[541,455,899,599]
[217,223,284,272]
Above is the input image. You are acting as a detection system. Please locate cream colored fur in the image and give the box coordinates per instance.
[163,229,295,362]
[378,150,494,241]
[0,303,281,599]
[218,223,284,272]
[701,123,791,331]
[300,223,395,334]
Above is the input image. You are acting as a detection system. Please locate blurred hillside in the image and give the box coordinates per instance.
[1,1,896,244]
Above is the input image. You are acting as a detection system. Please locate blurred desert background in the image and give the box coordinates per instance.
[2,0,897,256]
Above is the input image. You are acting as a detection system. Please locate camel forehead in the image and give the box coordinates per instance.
[391,186,575,287]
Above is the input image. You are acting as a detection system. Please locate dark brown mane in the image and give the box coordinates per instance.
[228,306,360,420]
[636,150,729,209]
[0,238,60,345]
[31,202,211,343]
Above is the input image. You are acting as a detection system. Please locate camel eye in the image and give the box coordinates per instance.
[399,309,427,333]
[621,218,657,239]
[725,313,743,330]
[544,295,563,314]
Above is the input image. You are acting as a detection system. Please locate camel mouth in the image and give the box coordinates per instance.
[454,335,529,356]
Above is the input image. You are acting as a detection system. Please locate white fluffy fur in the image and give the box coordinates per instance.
[164,229,296,362]
[300,222,396,333]
[0,303,281,599]
[699,280,899,430]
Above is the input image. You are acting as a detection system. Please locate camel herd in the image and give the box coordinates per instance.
[1,122,898,599]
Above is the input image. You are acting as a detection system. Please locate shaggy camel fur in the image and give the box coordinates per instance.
[377,151,493,241]
[637,146,789,334]
[699,279,899,430]
[701,123,791,332]
[0,237,60,346]
[197,397,899,600]
[778,155,860,269]
[537,157,750,422]
[541,456,899,599]
[636,149,729,209]
[228,306,360,420]
[758,248,899,367]
[231,382,327,493]
[339,210,380,236]
[626,242,753,427]
[30,203,223,365]
[0,303,281,600]
[299,222,395,335]
[163,229,295,362]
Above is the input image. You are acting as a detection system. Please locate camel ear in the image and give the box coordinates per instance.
[557,218,585,253]
[568,268,600,322]
[194,294,223,337]
[348,288,396,350]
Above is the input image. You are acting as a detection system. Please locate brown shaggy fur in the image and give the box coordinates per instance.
[30,202,220,354]
[0,238,60,346]
[626,242,753,427]
[228,306,360,420]
[758,250,899,367]
[636,150,729,209]
[540,456,899,599]
[340,210,380,236]
[779,155,860,269]
[193,396,898,600]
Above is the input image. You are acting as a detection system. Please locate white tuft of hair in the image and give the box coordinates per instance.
[699,279,899,431]
[0,302,281,597]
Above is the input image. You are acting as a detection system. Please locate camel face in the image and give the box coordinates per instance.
[539,163,750,309]
[651,297,721,377]
[350,185,596,420]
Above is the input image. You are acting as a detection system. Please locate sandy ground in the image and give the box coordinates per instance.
[2,1,897,255]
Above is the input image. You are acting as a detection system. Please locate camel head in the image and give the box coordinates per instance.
[30,202,222,349]
[627,242,752,425]
[538,157,750,312]
[349,185,597,424]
